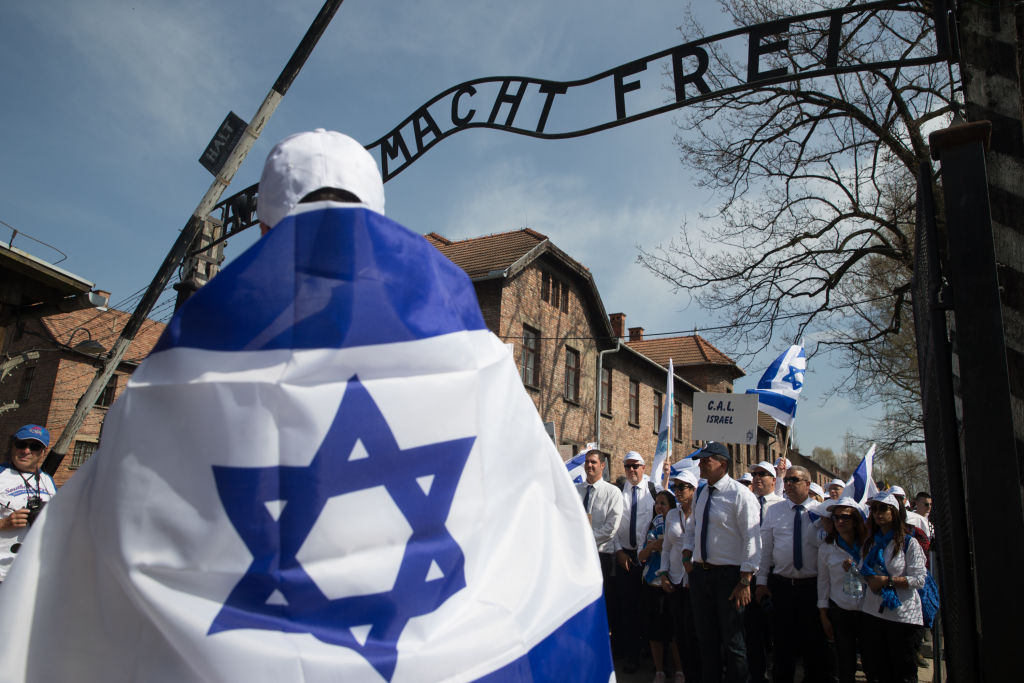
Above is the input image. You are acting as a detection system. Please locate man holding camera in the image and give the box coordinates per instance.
[0,424,57,583]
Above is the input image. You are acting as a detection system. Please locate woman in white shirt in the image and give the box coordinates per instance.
[858,491,927,683]
[660,470,700,683]
[817,497,868,683]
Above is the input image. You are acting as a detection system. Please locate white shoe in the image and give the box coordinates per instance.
[652,673,666,683]
[673,673,685,683]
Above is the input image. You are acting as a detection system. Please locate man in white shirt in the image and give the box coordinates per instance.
[576,449,623,651]
[827,478,846,500]
[755,466,831,683]
[613,451,655,672]
[0,425,58,583]
[746,460,783,683]
[682,442,760,683]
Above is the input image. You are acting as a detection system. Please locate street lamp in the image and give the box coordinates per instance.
[65,328,106,355]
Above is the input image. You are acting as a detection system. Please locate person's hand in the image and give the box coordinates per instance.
[729,583,751,610]
[755,585,770,604]
[866,575,887,594]
[2,509,30,530]
[820,611,835,641]
[841,558,853,572]
[683,557,693,574]
[616,550,633,571]
[660,575,674,593]
[647,538,663,552]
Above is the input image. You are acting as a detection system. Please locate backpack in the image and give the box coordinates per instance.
[905,536,940,628]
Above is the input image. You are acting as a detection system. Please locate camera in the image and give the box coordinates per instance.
[24,497,45,526]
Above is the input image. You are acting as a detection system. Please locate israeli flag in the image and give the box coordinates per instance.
[0,205,612,682]
[650,359,674,489]
[746,342,806,426]
[844,444,880,505]
[565,442,597,484]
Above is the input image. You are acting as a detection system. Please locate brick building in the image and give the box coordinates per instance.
[0,307,165,486]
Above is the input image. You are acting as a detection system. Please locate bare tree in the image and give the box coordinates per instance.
[638,0,958,450]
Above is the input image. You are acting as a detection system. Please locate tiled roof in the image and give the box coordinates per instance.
[626,334,736,367]
[425,228,550,279]
[757,411,778,434]
[41,307,166,364]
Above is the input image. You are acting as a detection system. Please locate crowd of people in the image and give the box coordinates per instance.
[576,444,936,683]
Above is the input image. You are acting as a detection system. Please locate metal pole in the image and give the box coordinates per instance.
[43,0,346,475]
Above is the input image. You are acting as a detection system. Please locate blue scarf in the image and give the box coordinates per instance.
[860,530,902,611]
[836,536,861,564]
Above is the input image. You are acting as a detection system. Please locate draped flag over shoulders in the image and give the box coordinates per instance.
[844,444,879,506]
[0,205,612,682]
[746,342,806,427]
[650,360,673,489]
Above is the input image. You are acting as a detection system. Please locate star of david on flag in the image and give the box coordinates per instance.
[0,205,612,682]
[746,342,806,427]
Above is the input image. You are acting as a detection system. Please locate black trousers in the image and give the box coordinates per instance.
[615,550,645,662]
[828,602,864,683]
[688,564,748,683]
[744,589,771,683]
[599,552,621,654]
[766,575,832,683]
[670,584,703,683]
[860,614,919,683]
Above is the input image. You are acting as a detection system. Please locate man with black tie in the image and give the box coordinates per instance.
[577,449,623,652]
[682,442,760,683]
[755,466,832,683]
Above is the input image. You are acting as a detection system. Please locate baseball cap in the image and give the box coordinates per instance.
[15,424,50,448]
[749,460,777,478]
[670,469,699,489]
[827,478,846,490]
[258,129,385,229]
[739,472,753,484]
[888,485,906,498]
[809,482,826,499]
[693,442,730,461]
[623,451,645,465]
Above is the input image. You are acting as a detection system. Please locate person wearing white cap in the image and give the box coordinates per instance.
[614,451,658,673]
[827,479,846,500]
[257,128,385,235]
[809,482,826,503]
[745,460,782,683]
[858,491,927,683]
[576,448,623,649]
[738,472,753,489]
[662,469,701,683]
[888,486,929,538]
[816,497,869,683]
[755,466,832,683]
[681,442,760,683]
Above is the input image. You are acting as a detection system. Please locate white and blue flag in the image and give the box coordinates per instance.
[746,342,806,426]
[844,444,880,505]
[565,442,597,484]
[0,205,612,682]
[650,359,673,489]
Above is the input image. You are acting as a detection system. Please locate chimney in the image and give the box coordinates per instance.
[628,326,644,342]
[609,313,625,340]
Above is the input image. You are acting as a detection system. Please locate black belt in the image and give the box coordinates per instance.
[770,574,816,586]
[694,561,739,571]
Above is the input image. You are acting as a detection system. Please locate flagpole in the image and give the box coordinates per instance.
[43,0,347,475]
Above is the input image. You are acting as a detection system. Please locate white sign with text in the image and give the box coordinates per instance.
[692,393,759,445]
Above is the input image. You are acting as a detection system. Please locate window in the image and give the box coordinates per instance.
[673,400,683,442]
[69,441,97,469]
[600,367,612,415]
[541,272,550,302]
[541,270,569,311]
[18,366,35,402]
[95,375,118,408]
[564,347,580,402]
[628,379,640,425]
[521,326,540,387]
[560,284,569,312]
[550,279,561,308]
[653,390,663,433]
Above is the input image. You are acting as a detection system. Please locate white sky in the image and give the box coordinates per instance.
[0,0,883,455]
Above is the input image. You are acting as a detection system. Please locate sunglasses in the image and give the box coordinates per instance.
[672,483,694,492]
[750,471,772,478]
[624,463,642,470]
[783,476,807,484]
[13,439,44,452]
[833,514,858,522]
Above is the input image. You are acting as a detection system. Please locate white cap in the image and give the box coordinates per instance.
[888,485,906,498]
[670,469,700,489]
[828,478,846,490]
[258,129,385,229]
[739,472,753,483]
[624,451,644,465]
[749,461,777,478]
[774,457,790,468]
[823,496,867,519]
[809,482,826,499]
[870,491,900,508]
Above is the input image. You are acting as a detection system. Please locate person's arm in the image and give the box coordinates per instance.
[816,544,832,609]
[593,489,623,548]
[901,536,928,591]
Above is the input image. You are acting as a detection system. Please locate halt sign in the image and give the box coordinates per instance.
[692,393,758,445]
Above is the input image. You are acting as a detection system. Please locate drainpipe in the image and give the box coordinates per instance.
[595,341,622,450]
